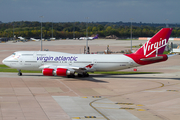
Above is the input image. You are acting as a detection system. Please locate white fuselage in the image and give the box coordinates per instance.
[2,51,140,71]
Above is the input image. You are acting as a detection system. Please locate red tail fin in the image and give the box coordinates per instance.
[125,28,173,65]
[134,28,173,57]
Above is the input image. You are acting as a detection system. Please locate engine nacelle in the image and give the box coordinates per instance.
[56,68,68,76]
[42,68,74,77]
[55,68,74,76]
[43,68,54,76]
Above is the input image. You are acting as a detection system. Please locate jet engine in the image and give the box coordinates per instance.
[43,68,54,76]
[43,68,74,77]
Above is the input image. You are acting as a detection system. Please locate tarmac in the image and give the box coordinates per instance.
[0,39,180,120]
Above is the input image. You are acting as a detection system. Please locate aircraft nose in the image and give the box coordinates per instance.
[2,59,5,64]
[2,58,7,65]
[2,57,9,66]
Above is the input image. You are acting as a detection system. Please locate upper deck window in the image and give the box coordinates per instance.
[22,54,33,56]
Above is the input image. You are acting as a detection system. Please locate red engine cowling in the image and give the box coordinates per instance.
[43,68,54,76]
[56,68,68,76]
[43,68,74,77]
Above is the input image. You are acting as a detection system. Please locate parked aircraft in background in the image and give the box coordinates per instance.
[2,28,172,78]
[17,36,27,42]
[30,38,40,41]
[50,38,56,40]
[79,34,98,40]
[18,36,25,40]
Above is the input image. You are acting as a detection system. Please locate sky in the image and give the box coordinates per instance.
[0,0,180,23]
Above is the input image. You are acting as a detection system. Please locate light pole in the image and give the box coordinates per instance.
[73,21,75,39]
[52,21,53,38]
[13,22,14,40]
[86,17,89,54]
[165,19,169,28]
[130,18,133,53]
[40,16,44,51]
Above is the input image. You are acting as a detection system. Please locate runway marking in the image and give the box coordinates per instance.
[89,80,166,120]
[96,107,119,109]
[167,90,178,92]
[145,81,164,91]
[72,117,80,119]
[93,102,114,104]
[95,102,144,106]
[56,79,80,96]
[82,97,88,98]
[85,116,96,118]
[116,103,134,105]
[72,116,104,119]
[120,107,135,110]
[137,109,146,111]
[95,107,146,111]
[89,99,110,120]
[92,96,101,98]
[136,104,144,106]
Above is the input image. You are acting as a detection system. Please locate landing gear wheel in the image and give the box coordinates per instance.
[78,74,83,77]
[84,73,89,77]
[78,72,89,77]
[71,74,75,78]
[86,73,89,77]
[82,72,89,77]
[67,74,75,78]
[18,70,22,76]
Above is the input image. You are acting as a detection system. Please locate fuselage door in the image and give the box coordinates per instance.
[19,58,23,65]
[69,61,73,66]
[93,59,97,65]
[92,59,97,70]
[33,52,37,58]
[129,59,134,67]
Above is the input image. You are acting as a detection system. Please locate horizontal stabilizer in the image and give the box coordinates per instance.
[140,56,163,61]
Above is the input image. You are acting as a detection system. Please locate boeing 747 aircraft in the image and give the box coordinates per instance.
[2,28,173,78]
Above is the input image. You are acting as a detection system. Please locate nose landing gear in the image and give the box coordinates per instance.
[18,70,22,76]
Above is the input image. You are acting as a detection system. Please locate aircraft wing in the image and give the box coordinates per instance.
[39,64,93,72]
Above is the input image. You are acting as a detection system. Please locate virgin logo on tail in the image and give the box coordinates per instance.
[143,38,167,57]
[134,28,173,57]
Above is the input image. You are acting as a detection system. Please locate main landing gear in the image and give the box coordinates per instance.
[18,70,22,76]
[78,72,89,77]
[67,74,75,78]
[67,72,89,78]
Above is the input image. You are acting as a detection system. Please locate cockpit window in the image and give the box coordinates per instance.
[12,53,16,55]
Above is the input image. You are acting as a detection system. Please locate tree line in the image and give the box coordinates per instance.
[0,21,180,39]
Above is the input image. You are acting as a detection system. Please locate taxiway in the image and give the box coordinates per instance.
[0,39,180,120]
